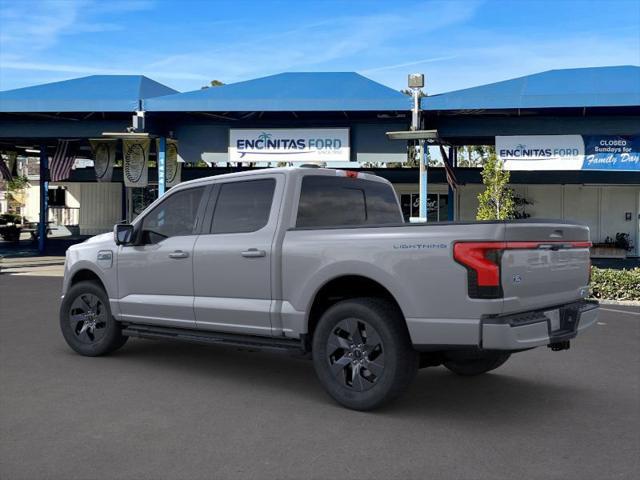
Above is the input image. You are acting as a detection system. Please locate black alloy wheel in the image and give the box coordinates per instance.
[326,317,385,392]
[68,293,108,344]
[312,298,418,411]
[60,280,128,356]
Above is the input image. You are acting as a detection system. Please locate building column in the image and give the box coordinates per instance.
[447,146,456,221]
[38,144,48,254]
[419,140,428,219]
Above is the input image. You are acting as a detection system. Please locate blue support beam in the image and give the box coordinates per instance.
[121,182,127,222]
[157,137,166,197]
[38,145,48,254]
[448,146,456,221]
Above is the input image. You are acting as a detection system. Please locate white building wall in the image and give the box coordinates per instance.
[20,181,121,235]
[599,187,638,252]
[456,184,483,221]
[77,182,121,235]
[23,181,40,222]
[64,183,81,208]
[398,182,640,256]
[525,185,563,219]
[562,186,600,242]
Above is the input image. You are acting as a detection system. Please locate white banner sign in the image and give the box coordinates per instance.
[166,139,182,187]
[229,128,350,162]
[90,139,116,182]
[497,135,585,170]
[123,138,150,187]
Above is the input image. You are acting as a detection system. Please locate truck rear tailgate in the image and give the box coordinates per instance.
[501,222,591,313]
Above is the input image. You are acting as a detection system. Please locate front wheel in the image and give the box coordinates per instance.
[312,298,418,411]
[443,351,511,376]
[59,280,128,356]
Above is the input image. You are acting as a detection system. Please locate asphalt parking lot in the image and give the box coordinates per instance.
[1,273,638,480]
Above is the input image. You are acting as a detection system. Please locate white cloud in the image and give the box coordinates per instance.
[418,30,640,94]
[134,1,484,90]
[0,0,153,56]
[1,0,637,95]
[0,60,208,81]
[360,56,459,74]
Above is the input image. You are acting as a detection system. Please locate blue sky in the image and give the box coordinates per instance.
[0,0,638,94]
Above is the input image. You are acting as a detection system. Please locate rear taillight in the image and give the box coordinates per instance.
[453,240,592,299]
[453,242,506,299]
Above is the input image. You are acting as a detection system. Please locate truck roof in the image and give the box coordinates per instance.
[176,166,392,189]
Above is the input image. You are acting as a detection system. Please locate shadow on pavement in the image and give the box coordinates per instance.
[92,336,585,421]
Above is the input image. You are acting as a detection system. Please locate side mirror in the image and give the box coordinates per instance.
[114,223,134,245]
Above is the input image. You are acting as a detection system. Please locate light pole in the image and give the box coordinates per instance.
[408,73,427,221]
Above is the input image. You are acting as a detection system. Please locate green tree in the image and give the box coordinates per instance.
[476,153,515,220]
[201,79,225,89]
[5,175,30,214]
[457,145,495,167]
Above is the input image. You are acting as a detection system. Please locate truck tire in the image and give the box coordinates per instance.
[59,280,128,357]
[443,351,511,376]
[312,297,418,411]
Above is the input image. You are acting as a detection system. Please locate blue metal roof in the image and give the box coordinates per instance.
[0,75,178,113]
[145,72,411,112]
[422,66,640,111]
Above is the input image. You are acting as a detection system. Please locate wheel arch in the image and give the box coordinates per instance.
[63,261,111,298]
[69,268,106,290]
[306,274,406,340]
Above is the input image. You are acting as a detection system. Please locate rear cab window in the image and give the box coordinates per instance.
[296,175,402,228]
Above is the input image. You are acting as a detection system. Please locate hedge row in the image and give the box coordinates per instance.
[590,267,640,301]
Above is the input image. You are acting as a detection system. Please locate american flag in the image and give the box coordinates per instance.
[439,145,458,190]
[50,140,78,182]
[0,157,12,181]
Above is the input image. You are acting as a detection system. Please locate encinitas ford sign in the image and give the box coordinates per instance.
[497,135,640,171]
[497,135,585,170]
[229,128,350,162]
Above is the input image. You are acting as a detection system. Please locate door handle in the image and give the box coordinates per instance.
[169,250,189,259]
[241,248,266,258]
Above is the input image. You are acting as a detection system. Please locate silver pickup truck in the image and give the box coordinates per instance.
[60,167,598,410]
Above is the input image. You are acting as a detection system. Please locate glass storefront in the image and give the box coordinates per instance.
[128,185,158,221]
[400,193,449,222]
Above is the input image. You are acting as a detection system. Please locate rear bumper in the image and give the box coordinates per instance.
[481,300,599,350]
[408,300,598,351]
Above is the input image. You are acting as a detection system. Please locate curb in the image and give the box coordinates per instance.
[0,261,65,268]
[596,299,640,307]
[0,261,65,272]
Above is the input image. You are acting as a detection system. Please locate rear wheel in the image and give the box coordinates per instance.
[443,350,511,376]
[59,280,127,356]
[312,298,418,411]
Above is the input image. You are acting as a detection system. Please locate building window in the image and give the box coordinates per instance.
[400,193,450,222]
[48,187,66,207]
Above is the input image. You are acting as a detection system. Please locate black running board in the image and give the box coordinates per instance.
[121,324,307,354]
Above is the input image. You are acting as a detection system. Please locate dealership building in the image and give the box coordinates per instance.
[0,65,639,256]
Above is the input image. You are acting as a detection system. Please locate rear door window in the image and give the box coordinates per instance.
[296,175,401,228]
